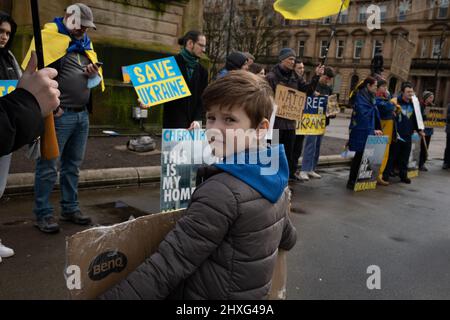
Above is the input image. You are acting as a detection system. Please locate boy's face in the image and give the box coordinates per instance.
[206,105,265,158]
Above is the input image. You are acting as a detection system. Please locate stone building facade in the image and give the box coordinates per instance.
[209,0,450,107]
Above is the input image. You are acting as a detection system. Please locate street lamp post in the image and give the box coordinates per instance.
[434,24,448,104]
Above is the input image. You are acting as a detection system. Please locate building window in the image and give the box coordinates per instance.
[336,40,345,58]
[320,40,329,58]
[380,5,387,22]
[339,10,349,23]
[299,20,309,26]
[438,0,449,18]
[298,40,306,57]
[354,40,364,59]
[281,39,289,49]
[358,6,367,23]
[421,39,429,58]
[323,16,332,24]
[373,40,383,58]
[398,2,407,21]
[251,15,257,27]
[431,38,442,59]
[265,42,271,56]
[282,18,290,26]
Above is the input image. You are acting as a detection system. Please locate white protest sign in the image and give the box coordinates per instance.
[412,95,425,130]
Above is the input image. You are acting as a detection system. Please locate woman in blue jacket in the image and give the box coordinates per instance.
[347,76,383,190]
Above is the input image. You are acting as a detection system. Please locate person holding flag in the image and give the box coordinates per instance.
[22,3,104,233]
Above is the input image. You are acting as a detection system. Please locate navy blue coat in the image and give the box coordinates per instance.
[349,88,381,153]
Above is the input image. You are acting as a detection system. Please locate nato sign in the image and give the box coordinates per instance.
[0,80,18,97]
[123,57,192,108]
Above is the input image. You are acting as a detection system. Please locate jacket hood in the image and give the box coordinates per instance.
[214,145,289,203]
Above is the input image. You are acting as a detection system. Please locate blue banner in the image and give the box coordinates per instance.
[0,80,18,97]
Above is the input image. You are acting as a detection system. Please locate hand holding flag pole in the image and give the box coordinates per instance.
[31,0,59,160]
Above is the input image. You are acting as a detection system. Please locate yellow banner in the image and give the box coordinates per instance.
[296,113,326,135]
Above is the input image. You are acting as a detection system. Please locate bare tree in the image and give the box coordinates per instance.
[230,1,277,60]
[204,0,277,77]
[203,0,229,77]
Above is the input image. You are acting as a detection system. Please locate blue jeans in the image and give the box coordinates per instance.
[301,135,323,172]
[34,110,89,219]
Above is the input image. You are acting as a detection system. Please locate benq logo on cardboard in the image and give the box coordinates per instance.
[88,251,127,281]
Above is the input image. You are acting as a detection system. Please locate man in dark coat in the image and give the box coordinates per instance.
[387,82,425,184]
[162,30,208,129]
[266,48,299,180]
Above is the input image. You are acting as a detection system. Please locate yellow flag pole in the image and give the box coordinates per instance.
[31,0,59,160]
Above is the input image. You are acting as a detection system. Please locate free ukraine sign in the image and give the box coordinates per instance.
[0,80,18,97]
[124,57,191,107]
[296,96,328,135]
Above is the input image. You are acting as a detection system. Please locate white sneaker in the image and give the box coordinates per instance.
[308,171,322,179]
[298,171,310,181]
[0,240,14,258]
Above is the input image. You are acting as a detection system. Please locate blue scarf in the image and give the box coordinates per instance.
[53,17,92,53]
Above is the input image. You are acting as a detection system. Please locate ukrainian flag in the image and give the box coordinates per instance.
[274,0,350,20]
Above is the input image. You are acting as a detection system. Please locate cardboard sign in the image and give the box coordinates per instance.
[412,95,425,130]
[424,107,447,128]
[160,129,213,212]
[354,135,389,192]
[66,210,287,300]
[0,80,18,97]
[296,96,328,135]
[275,85,306,121]
[66,210,185,299]
[407,133,421,179]
[124,57,191,107]
[326,94,340,117]
[391,36,415,81]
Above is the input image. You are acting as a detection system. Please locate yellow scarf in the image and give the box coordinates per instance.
[21,22,105,91]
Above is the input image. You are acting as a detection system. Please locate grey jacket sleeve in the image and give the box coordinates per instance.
[99,179,238,300]
[279,216,297,251]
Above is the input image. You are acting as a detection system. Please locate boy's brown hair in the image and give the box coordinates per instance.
[202,70,274,128]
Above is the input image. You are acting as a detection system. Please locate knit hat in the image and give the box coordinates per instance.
[278,48,296,62]
[225,52,248,71]
[377,78,387,88]
[423,91,434,101]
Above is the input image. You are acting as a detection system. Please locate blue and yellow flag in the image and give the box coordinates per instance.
[274,0,350,20]
[22,19,105,92]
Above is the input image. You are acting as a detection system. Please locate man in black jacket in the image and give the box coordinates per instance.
[162,30,208,129]
[266,48,300,180]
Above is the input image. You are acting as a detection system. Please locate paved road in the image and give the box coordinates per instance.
[0,161,449,299]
